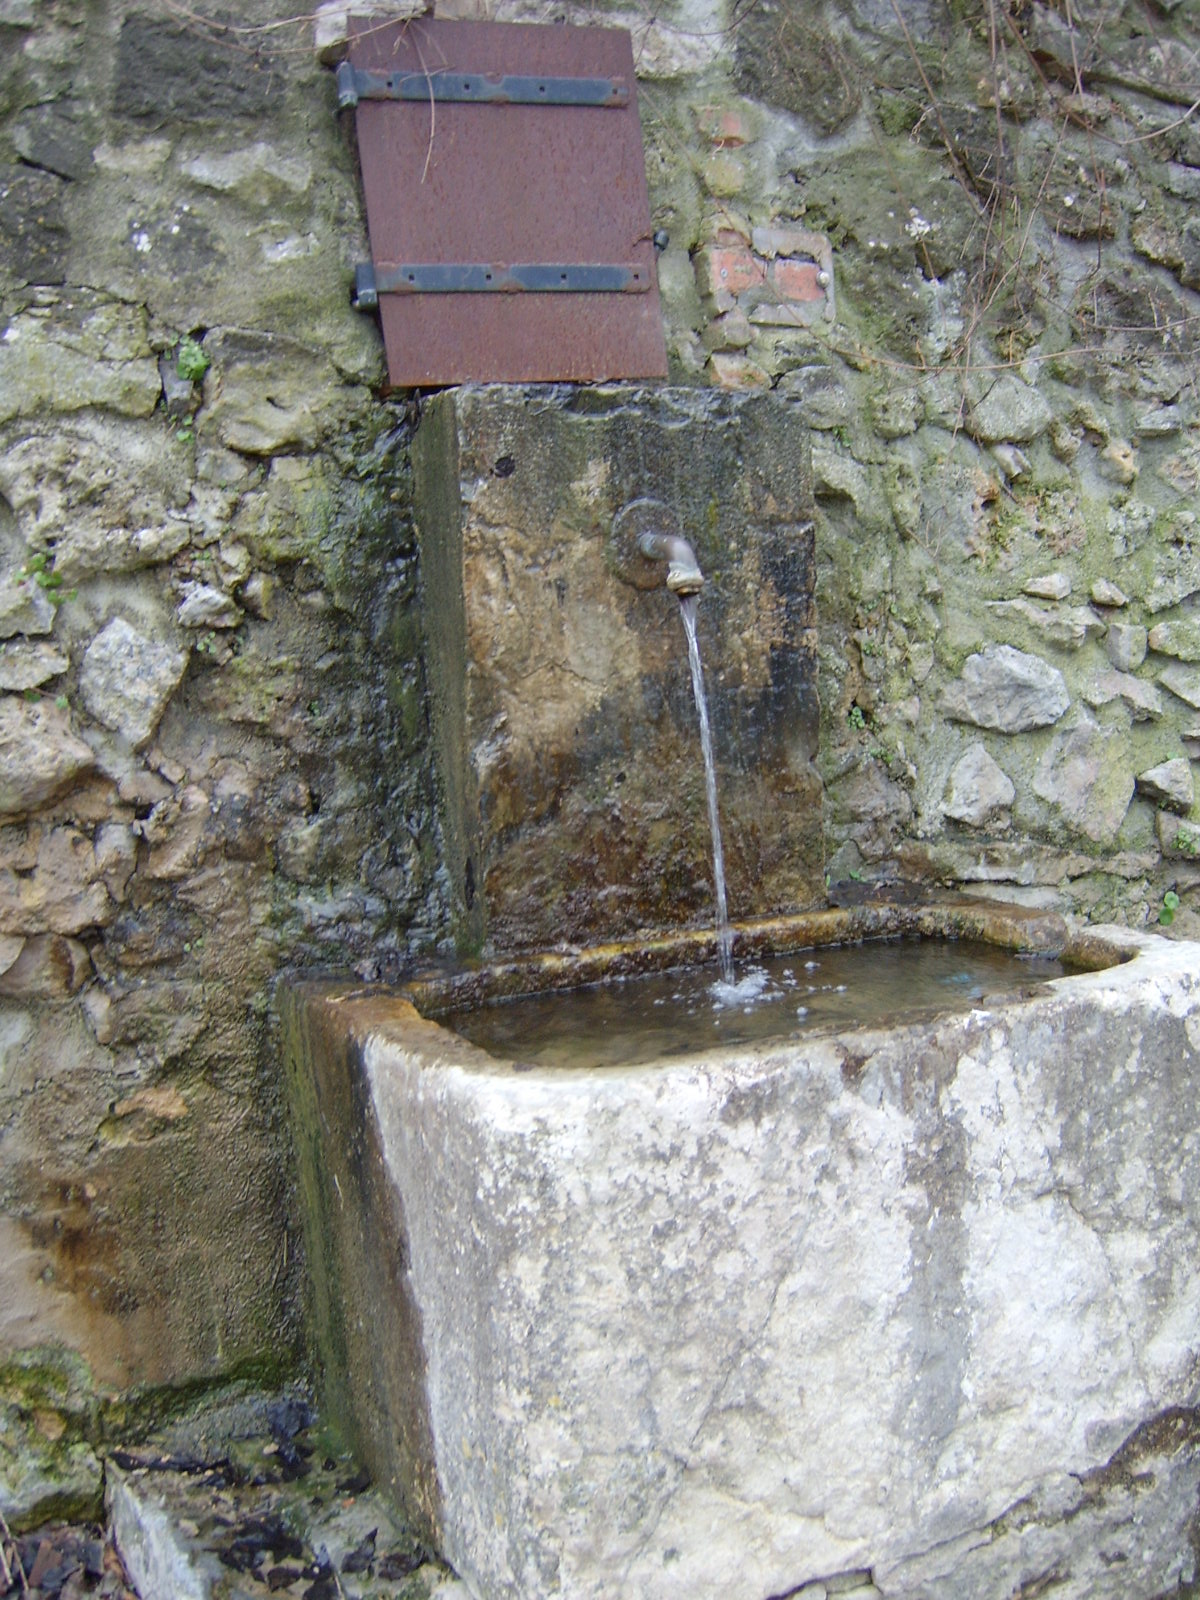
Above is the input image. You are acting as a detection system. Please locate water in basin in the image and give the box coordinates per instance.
[433,935,1072,1069]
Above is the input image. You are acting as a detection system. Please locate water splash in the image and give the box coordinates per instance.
[678,594,734,983]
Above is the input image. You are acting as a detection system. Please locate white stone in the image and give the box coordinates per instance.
[942,744,1015,826]
[175,583,242,630]
[289,926,1200,1600]
[943,645,1069,732]
[0,696,94,815]
[312,0,426,61]
[80,618,187,750]
[1161,664,1200,710]
[1148,619,1200,661]
[1107,621,1147,672]
[991,442,1030,479]
[1083,668,1163,721]
[1023,571,1070,600]
[0,641,68,691]
[0,574,55,638]
[988,598,1104,650]
[1137,757,1194,813]
[107,1466,212,1600]
[1147,550,1200,614]
[967,375,1054,442]
[181,143,312,201]
[1090,577,1128,607]
[1032,715,1134,842]
[54,521,191,582]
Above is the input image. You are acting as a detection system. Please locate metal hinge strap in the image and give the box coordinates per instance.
[336,61,629,110]
[354,261,650,306]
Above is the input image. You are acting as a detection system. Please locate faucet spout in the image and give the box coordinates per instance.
[637,531,705,596]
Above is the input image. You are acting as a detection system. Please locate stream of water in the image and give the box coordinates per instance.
[678,593,734,983]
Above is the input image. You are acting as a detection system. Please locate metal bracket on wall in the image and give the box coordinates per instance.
[353,261,651,306]
[336,61,629,109]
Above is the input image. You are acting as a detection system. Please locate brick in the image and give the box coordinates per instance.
[695,106,753,147]
[698,246,766,299]
[772,258,824,302]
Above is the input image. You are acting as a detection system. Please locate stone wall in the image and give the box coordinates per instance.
[0,0,443,1517]
[1,0,1199,1520]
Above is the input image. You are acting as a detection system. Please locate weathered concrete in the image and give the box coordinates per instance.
[285,909,1200,1600]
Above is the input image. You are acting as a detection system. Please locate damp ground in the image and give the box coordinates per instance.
[2,1396,467,1600]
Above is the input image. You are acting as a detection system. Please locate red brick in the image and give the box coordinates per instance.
[699,246,767,298]
[695,106,752,147]
[771,258,823,302]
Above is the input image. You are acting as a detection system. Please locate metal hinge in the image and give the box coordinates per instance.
[335,61,629,110]
[353,261,651,306]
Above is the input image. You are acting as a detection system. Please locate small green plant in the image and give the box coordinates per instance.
[847,704,867,731]
[176,335,210,383]
[17,550,74,608]
[1159,890,1181,927]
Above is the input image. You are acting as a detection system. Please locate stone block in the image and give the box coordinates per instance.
[1137,757,1194,813]
[988,598,1105,651]
[0,166,68,285]
[80,618,187,751]
[708,350,772,387]
[0,299,160,425]
[1158,812,1200,859]
[1107,621,1148,672]
[942,645,1069,732]
[114,16,281,121]
[1161,663,1200,709]
[1149,619,1200,661]
[0,826,113,937]
[285,921,1200,1600]
[0,698,94,816]
[941,743,1015,825]
[12,104,94,181]
[1083,668,1163,721]
[0,643,69,692]
[411,385,821,954]
[203,329,360,456]
[0,576,55,639]
[1024,571,1071,600]
[179,142,313,203]
[1032,714,1135,843]
[0,933,90,997]
[1090,578,1128,607]
[966,375,1054,443]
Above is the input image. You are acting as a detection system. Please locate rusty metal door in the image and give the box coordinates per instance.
[343,17,668,387]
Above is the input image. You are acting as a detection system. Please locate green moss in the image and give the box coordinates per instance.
[0,1350,102,1531]
[876,89,923,138]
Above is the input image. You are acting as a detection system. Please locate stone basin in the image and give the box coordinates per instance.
[282,903,1200,1600]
